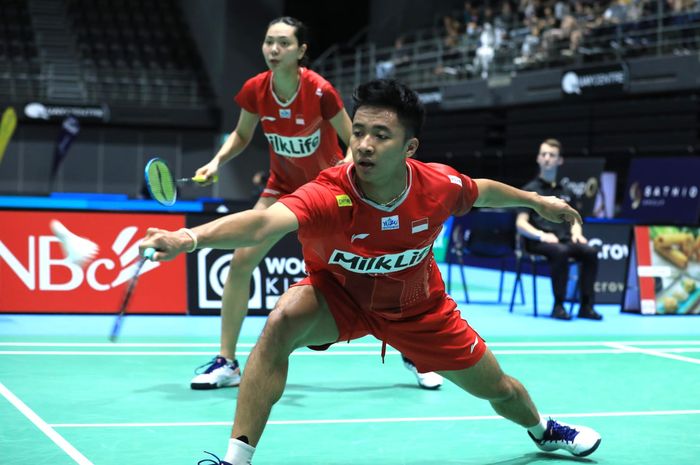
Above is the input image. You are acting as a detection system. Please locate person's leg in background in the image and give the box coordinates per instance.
[568,242,602,320]
[526,241,572,320]
[191,196,278,390]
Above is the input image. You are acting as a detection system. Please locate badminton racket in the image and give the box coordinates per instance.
[144,157,218,206]
[0,107,18,166]
[109,247,155,342]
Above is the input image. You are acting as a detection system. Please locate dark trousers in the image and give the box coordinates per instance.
[525,240,599,305]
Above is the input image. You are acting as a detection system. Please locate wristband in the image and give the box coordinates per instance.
[180,228,198,253]
[537,232,544,242]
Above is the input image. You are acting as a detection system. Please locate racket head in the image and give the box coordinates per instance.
[144,158,177,206]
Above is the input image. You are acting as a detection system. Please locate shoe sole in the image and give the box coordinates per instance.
[190,380,241,390]
[417,383,442,390]
[574,438,602,457]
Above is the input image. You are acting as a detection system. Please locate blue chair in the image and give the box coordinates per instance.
[508,234,578,317]
[446,209,522,305]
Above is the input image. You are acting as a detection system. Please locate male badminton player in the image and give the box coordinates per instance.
[141,79,601,464]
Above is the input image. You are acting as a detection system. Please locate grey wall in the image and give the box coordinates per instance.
[180,0,284,199]
[0,124,217,198]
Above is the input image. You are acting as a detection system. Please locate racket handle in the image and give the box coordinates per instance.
[143,247,156,260]
[191,174,219,184]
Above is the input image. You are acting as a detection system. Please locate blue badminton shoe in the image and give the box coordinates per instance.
[190,356,241,390]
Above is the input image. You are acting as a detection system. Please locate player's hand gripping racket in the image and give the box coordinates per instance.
[144,157,218,206]
[109,247,155,342]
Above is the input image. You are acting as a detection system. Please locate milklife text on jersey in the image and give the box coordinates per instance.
[328,244,432,274]
[265,128,321,157]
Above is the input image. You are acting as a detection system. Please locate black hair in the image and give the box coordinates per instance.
[267,17,310,67]
[351,79,426,139]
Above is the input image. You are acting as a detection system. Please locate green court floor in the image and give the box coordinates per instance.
[2,334,699,465]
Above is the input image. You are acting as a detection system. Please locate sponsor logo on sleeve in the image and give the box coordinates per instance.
[336,194,353,207]
[328,244,432,274]
[448,175,463,186]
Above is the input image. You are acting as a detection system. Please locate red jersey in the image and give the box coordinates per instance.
[279,158,479,319]
[235,68,345,194]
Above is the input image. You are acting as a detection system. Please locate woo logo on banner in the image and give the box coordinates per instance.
[188,232,305,316]
[0,210,187,313]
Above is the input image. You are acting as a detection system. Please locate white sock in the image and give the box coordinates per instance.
[527,416,548,440]
[224,438,255,465]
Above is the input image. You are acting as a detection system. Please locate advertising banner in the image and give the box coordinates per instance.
[624,225,700,314]
[186,214,304,316]
[561,62,628,98]
[622,157,700,224]
[557,158,605,218]
[0,210,187,313]
[584,222,631,304]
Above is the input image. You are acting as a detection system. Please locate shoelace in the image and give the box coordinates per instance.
[197,450,225,465]
[194,357,225,375]
[544,420,579,443]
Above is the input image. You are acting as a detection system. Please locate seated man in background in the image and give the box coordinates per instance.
[516,138,602,321]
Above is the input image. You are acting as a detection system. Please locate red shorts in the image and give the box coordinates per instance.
[260,174,288,198]
[294,273,487,373]
[260,171,298,199]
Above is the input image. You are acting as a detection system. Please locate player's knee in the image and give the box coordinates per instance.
[229,249,260,275]
[260,307,301,351]
[258,310,292,353]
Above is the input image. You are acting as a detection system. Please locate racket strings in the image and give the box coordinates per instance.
[146,159,176,205]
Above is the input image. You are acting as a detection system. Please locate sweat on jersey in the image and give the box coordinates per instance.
[235,68,345,193]
[278,158,479,319]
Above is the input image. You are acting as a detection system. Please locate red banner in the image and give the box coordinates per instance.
[0,210,187,313]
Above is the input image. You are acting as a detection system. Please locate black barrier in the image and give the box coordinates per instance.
[584,222,632,304]
[186,214,304,316]
[561,62,629,99]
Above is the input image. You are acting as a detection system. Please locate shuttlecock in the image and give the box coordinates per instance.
[50,219,99,266]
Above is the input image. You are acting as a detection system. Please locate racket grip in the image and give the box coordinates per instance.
[192,174,218,184]
[143,247,156,260]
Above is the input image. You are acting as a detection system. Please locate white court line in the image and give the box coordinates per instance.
[2,348,700,356]
[1,340,699,348]
[604,342,700,365]
[0,382,94,465]
[48,408,700,428]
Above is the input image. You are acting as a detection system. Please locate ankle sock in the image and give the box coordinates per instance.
[224,437,255,465]
[527,416,548,440]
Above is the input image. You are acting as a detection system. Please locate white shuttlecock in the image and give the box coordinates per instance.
[50,219,100,266]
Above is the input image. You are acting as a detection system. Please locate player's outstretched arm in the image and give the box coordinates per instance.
[195,109,259,185]
[140,202,299,262]
[473,178,582,226]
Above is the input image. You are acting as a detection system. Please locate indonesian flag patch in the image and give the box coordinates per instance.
[411,218,429,233]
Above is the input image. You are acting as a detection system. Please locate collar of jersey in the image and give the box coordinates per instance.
[345,163,413,212]
[270,68,303,108]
